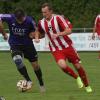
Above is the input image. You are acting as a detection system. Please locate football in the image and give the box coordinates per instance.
[17,80,28,92]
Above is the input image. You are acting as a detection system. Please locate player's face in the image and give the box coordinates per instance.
[16,16,25,24]
[42,7,52,20]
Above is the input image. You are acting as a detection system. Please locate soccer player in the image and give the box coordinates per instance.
[0,8,45,92]
[36,3,92,93]
[92,14,100,59]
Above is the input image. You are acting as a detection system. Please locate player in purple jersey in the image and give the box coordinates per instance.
[0,8,45,92]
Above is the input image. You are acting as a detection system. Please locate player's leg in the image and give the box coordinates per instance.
[24,45,45,92]
[31,61,45,92]
[98,51,100,59]
[98,35,100,59]
[11,47,31,82]
[68,46,92,92]
[73,63,92,92]
[52,50,83,89]
[52,50,78,79]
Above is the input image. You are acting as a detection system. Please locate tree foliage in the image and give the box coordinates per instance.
[0,0,100,27]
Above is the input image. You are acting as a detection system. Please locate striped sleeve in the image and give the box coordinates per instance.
[56,15,69,31]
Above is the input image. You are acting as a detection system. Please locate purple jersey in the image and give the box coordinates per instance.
[0,14,36,45]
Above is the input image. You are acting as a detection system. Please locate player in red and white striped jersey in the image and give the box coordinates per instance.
[92,14,100,37]
[36,3,92,92]
[92,14,100,59]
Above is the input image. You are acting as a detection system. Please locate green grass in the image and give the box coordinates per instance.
[0,52,100,100]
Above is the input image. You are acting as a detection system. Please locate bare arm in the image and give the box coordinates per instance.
[35,28,40,39]
[92,23,96,40]
[51,15,72,39]
[0,20,8,40]
[57,27,72,36]
[0,20,6,36]
[51,27,72,39]
[34,29,46,43]
[92,15,98,40]
[29,28,41,43]
[93,24,96,34]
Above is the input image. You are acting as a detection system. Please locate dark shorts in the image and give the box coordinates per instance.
[11,44,38,62]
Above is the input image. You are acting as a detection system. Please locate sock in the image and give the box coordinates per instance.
[62,66,78,79]
[18,66,31,81]
[77,67,89,87]
[34,67,44,86]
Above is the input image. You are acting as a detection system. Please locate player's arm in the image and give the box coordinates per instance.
[0,19,8,40]
[29,28,41,43]
[0,14,12,40]
[92,23,96,40]
[51,15,72,39]
[28,17,41,43]
[92,16,98,40]
[29,18,38,39]
[34,21,45,40]
[34,28,41,43]
[92,24,96,40]
[57,15,72,35]
[37,21,45,38]
[57,27,71,36]
[51,28,71,39]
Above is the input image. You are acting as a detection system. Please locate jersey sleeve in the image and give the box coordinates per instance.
[0,14,12,22]
[65,18,73,29]
[56,15,69,31]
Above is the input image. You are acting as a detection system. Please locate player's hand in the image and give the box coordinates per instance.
[51,33,59,39]
[34,39,40,43]
[29,32,35,39]
[92,34,95,40]
[3,33,8,40]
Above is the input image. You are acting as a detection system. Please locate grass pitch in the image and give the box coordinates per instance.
[0,52,100,100]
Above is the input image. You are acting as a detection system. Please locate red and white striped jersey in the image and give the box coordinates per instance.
[38,14,73,51]
[65,18,73,29]
[95,14,100,35]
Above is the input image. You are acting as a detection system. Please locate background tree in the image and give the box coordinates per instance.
[0,0,100,28]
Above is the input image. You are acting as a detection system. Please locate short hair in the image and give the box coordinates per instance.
[41,3,53,11]
[14,8,25,19]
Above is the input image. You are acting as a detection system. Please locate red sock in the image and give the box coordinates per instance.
[77,67,89,87]
[62,66,78,79]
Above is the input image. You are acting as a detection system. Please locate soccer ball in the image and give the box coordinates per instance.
[17,80,28,92]
[0,96,5,100]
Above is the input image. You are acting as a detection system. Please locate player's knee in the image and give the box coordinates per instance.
[57,59,67,68]
[74,63,82,70]
[13,55,24,69]
[31,61,39,70]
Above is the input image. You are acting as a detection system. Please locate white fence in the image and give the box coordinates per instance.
[0,32,100,51]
